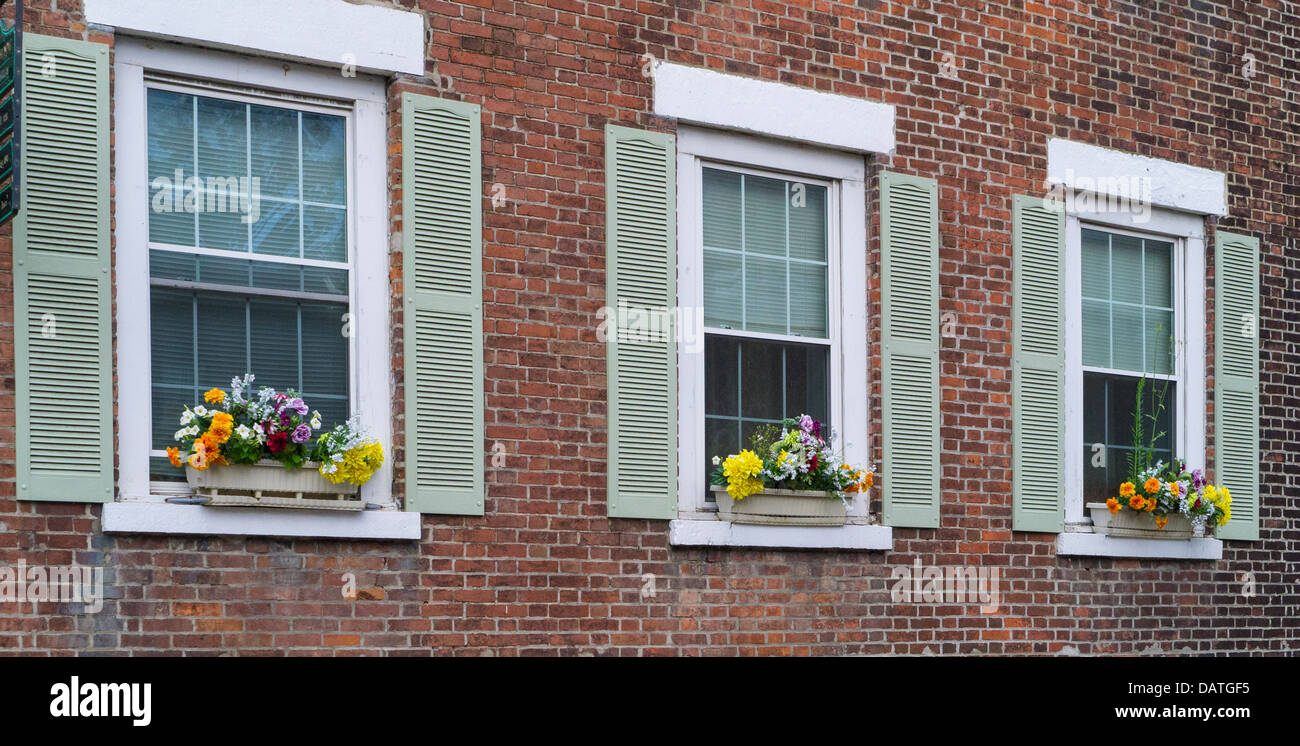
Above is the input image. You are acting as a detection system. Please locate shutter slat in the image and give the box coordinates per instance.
[401,94,484,515]
[605,125,677,520]
[1214,231,1260,540]
[880,172,941,528]
[1011,195,1065,532]
[15,35,113,503]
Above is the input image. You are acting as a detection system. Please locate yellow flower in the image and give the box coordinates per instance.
[203,388,226,405]
[1155,516,1169,530]
[1106,497,1120,514]
[1143,478,1160,495]
[207,411,234,444]
[1119,482,1136,498]
[721,450,765,501]
[166,446,184,468]
[1168,481,1180,497]
[321,442,385,486]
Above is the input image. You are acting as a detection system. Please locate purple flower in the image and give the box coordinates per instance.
[288,397,309,416]
[291,424,312,444]
[798,414,814,433]
[1191,469,1205,490]
[279,411,292,427]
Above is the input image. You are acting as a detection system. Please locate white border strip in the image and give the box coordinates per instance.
[654,62,895,154]
[104,503,421,541]
[1057,533,1222,560]
[670,520,892,550]
[1047,139,1227,216]
[86,0,426,76]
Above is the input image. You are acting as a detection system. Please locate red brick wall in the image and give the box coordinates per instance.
[0,0,1295,655]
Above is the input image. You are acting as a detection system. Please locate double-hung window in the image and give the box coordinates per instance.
[113,40,391,506]
[701,166,834,488]
[1080,227,1177,503]
[145,84,352,482]
[1063,207,1207,525]
[676,127,867,516]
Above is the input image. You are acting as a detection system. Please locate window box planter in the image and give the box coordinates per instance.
[711,485,846,526]
[1086,502,1205,540]
[187,461,363,512]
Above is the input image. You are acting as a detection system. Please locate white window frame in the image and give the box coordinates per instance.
[1063,202,1207,527]
[113,39,393,508]
[676,126,868,520]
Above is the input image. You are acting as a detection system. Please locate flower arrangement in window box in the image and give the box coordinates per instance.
[166,375,384,511]
[1086,378,1230,539]
[709,414,874,526]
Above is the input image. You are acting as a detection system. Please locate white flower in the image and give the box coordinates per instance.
[235,424,253,441]
[173,428,187,441]
[310,416,322,429]
[194,405,209,417]
[711,455,721,465]
[179,410,194,425]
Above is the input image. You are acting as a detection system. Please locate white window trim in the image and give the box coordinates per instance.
[85,0,426,76]
[113,41,396,520]
[1062,201,1209,531]
[675,126,872,529]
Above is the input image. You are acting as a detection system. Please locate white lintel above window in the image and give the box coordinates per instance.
[1046,139,1228,216]
[85,0,426,76]
[653,62,895,154]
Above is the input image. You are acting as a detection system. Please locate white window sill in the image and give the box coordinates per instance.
[669,519,892,551]
[103,502,420,541]
[1057,531,1222,560]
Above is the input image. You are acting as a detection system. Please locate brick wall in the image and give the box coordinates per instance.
[0,0,1295,655]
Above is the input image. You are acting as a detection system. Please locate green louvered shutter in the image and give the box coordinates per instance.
[605,124,676,519]
[1011,195,1066,532]
[14,36,112,503]
[401,93,484,515]
[1214,231,1260,541]
[880,171,940,528]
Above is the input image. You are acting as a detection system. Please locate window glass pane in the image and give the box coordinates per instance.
[248,299,300,391]
[301,112,347,204]
[739,340,783,420]
[742,175,786,257]
[301,303,349,395]
[701,169,742,252]
[147,89,195,246]
[250,105,299,200]
[702,249,742,329]
[303,205,347,262]
[743,255,786,335]
[1145,308,1173,374]
[252,198,300,258]
[1143,240,1172,308]
[788,182,827,262]
[788,262,827,337]
[701,167,829,339]
[1080,228,1109,299]
[704,336,738,417]
[1082,371,1175,504]
[1111,304,1144,370]
[1081,299,1110,368]
[1108,234,1142,301]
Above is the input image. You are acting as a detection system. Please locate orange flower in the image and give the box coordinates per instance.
[207,412,234,444]
[166,446,184,468]
[195,433,227,466]
[1143,478,1161,495]
[1145,496,1157,512]
[1106,497,1120,514]
[1118,482,1136,498]
[1154,516,1169,530]
[861,471,874,490]
[187,448,209,471]
[204,388,226,405]
[1128,495,1145,511]
[1168,481,1180,497]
